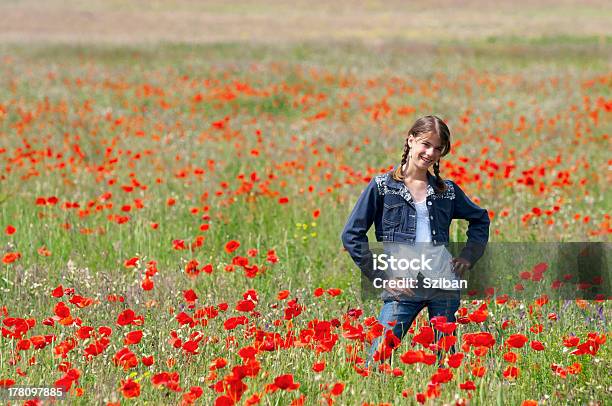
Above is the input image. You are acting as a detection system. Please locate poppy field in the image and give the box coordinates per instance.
[0,39,610,405]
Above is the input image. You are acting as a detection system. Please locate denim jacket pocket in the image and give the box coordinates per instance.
[382,196,404,231]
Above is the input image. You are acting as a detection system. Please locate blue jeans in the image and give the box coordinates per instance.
[366,285,460,367]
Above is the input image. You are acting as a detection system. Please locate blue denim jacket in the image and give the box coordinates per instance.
[341,168,490,282]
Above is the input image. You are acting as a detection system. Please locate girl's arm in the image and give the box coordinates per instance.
[451,181,490,267]
[341,178,384,282]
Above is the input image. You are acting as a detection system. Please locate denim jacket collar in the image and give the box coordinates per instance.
[385,166,437,199]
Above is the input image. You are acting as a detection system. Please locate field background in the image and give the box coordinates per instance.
[0,1,610,405]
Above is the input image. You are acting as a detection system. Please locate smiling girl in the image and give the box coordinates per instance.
[341,115,490,367]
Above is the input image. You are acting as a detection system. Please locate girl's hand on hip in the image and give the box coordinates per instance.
[451,257,471,277]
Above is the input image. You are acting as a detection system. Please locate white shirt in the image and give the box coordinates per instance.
[414,200,431,243]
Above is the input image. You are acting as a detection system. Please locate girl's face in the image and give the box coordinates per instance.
[408,131,444,171]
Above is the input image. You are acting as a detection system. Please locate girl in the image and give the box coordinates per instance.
[340,115,490,367]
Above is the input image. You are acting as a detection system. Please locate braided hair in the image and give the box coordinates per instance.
[393,115,451,193]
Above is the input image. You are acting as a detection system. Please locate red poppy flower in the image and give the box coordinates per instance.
[17,338,31,350]
[266,374,300,392]
[37,246,52,256]
[120,378,140,398]
[54,302,71,319]
[179,291,196,306]
[236,300,255,312]
[562,336,579,347]
[209,357,227,371]
[141,276,154,291]
[432,321,457,335]
[373,330,400,362]
[172,239,186,250]
[447,353,464,368]
[152,371,182,392]
[242,289,258,302]
[124,257,139,268]
[184,259,200,277]
[215,395,234,406]
[534,294,549,307]
[506,334,528,349]
[437,335,457,352]
[113,347,138,370]
[116,309,135,326]
[496,294,509,305]
[412,326,435,347]
[431,367,453,384]
[237,346,257,361]
[284,299,303,320]
[400,350,422,364]
[176,312,194,326]
[570,334,603,356]
[468,303,488,323]
[124,330,143,345]
[530,324,543,334]
[312,361,325,372]
[463,332,495,348]
[2,252,21,264]
[503,366,520,380]
[567,362,582,375]
[232,256,249,267]
[55,368,80,391]
[183,386,204,404]
[459,380,476,390]
[551,363,567,378]
[533,262,548,274]
[330,382,344,396]
[470,346,486,359]
[471,365,486,377]
[98,326,112,336]
[223,316,248,330]
[182,340,199,354]
[503,351,518,363]
[51,285,64,298]
[225,240,240,253]
[266,249,279,263]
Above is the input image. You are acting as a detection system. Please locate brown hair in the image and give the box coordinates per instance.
[392,115,451,193]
